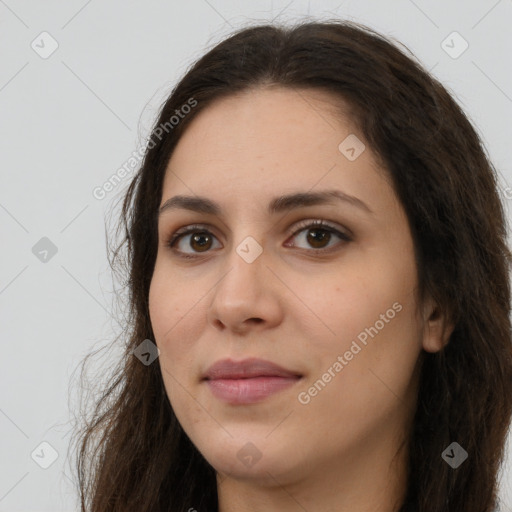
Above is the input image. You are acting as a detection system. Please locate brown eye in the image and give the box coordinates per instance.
[286,220,351,252]
[167,226,220,256]
[166,220,351,260]
[305,227,332,249]
[188,232,213,252]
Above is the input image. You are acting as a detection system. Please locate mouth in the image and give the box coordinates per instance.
[204,375,303,405]
[202,357,303,405]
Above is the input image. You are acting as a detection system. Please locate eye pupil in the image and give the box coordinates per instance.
[307,228,331,248]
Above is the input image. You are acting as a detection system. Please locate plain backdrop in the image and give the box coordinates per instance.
[1,1,511,510]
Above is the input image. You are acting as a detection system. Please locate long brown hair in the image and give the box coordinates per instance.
[70,19,512,512]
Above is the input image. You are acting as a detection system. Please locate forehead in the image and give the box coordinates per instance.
[161,87,392,216]
[167,87,349,169]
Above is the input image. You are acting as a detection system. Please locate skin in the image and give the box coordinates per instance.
[148,86,454,512]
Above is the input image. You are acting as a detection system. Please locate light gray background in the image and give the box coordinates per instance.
[1,1,511,511]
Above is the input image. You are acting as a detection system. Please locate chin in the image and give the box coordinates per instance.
[198,436,300,484]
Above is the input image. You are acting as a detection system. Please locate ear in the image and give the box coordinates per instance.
[421,296,455,353]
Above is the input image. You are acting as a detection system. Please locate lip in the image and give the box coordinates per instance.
[202,357,303,405]
[202,357,302,380]
[205,376,301,404]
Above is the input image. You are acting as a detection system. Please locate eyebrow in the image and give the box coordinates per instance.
[158,189,373,217]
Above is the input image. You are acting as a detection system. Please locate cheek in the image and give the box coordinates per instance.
[299,257,420,366]
[149,275,198,418]
[149,267,194,366]
[148,269,172,345]
[285,267,381,347]
[328,269,422,401]
[148,263,211,390]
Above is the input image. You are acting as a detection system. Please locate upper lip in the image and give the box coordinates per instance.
[202,358,302,380]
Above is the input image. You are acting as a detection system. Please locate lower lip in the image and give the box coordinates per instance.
[205,376,301,404]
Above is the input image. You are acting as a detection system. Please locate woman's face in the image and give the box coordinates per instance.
[149,87,445,488]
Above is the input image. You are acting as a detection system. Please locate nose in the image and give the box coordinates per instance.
[206,241,283,334]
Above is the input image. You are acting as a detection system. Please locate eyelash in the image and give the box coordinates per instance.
[164,219,352,260]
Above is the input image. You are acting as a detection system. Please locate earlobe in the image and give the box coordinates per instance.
[421,300,455,353]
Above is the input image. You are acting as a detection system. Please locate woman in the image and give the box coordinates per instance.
[72,19,512,512]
